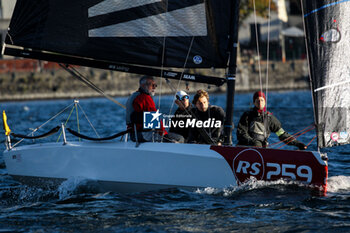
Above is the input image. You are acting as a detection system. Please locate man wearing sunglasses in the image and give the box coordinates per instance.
[126,75,184,143]
[169,90,194,140]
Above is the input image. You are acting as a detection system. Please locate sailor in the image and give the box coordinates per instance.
[169,90,194,140]
[125,75,184,143]
[187,89,225,145]
[237,91,307,150]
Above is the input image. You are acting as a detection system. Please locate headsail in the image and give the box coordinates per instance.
[302,0,350,147]
[3,0,238,85]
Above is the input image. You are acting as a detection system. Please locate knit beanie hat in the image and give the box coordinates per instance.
[253,91,266,102]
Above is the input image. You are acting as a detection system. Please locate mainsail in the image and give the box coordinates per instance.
[302,0,350,148]
[3,0,238,86]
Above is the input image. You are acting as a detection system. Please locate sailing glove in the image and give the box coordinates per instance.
[294,141,307,150]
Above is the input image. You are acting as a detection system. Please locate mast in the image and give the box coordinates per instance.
[224,0,241,145]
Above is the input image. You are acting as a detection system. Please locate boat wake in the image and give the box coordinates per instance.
[196,176,350,197]
[327,175,350,193]
[195,178,323,197]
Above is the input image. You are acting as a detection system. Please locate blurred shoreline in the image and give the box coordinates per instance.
[0,59,309,102]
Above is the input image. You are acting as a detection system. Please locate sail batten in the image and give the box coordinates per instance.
[302,0,350,148]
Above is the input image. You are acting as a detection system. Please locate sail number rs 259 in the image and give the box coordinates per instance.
[236,161,312,183]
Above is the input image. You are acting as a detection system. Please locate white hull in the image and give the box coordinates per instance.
[3,141,236,193]
[3,141,328,193]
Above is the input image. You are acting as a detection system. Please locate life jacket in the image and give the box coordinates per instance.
[248,109,272,143]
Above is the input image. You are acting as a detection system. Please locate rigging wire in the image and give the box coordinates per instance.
[252,0,264,93]
[11,102,75,148]
[6,31,14,45]
[75,101,81,142]
[306,135,317,147]
[77,104,100,138]
[265,0,272,111]
[252,0,268,141]
[269,124,316,149]
[300,0,320,152]
[167,36,195,119]
[59,64,126,109]
[11,99,102,147]
[162,36,198,142]
[276,126,315,149]
[56,105,75,142]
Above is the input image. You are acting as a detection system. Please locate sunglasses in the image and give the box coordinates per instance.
[147,83,157,88]
[176,95,189,101]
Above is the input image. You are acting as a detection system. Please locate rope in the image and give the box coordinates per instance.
[12,102,75,148]
[11,126,60,139]
[6,31,14,45]
[59,64,126,109]
[276,126,315,149]
[306,135,317,147]
[269,124,315,147]
[66,128,131,141]
[272,125,316,149]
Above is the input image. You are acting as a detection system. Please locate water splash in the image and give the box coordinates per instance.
[327,175,350,193]
[195,178,313,197]
[57,177,100,200]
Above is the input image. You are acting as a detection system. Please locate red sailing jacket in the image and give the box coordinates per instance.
[129,91,167,135]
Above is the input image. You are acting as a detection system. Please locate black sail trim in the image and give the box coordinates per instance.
[3,44,226,86]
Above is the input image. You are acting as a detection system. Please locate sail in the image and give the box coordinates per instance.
[4,0,237,71]
[302,0,350,147]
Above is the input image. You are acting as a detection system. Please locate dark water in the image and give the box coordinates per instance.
[0,90,349,232]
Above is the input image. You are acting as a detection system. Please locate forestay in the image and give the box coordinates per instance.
[302,0,350,148]
[4,0,237,75]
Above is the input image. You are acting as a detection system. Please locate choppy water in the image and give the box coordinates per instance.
[0,90,349,232]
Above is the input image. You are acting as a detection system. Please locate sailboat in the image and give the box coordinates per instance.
[1,0,333,193]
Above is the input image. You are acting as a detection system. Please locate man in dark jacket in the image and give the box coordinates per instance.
[237,91,307,150]
[187,89,225,145]
[125,76,184,143]
[169,90,194,140]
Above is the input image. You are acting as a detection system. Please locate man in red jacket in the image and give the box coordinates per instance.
[126,76,184,143]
